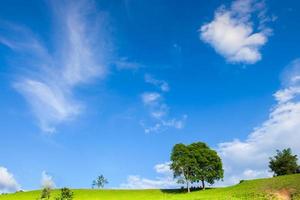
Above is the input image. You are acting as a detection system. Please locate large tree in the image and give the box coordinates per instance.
[170,142,224,192]
[269,148,299,176]
[189,142,224,190]
[170,143,197,193]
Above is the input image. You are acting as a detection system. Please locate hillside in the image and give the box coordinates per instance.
[1,174,300,200]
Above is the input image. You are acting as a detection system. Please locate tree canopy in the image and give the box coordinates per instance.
[170,142,224,192]
[269,148,299,176]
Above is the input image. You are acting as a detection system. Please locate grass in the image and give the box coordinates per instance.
[1,174,300,200]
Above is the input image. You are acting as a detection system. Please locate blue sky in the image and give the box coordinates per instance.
[1,0,300,192]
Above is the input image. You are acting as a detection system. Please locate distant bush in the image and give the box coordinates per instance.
[55,187,73,200]
[40,187,51,200]
[239,180,245,184]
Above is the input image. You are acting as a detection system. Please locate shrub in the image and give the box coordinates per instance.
[55,187,73,200]
[40,187,51,199]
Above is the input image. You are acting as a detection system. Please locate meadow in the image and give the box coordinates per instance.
[0,174,299,200]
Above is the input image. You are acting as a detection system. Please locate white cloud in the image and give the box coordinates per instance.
[145,74,169,92]
[0,167,20,193]
[120,162,178,189]
[141,91,186,133]
[14,79,81,133]
[114,58,142,70]
[161,116,188,129]
[41,171,56,189]
[143,115,188,134]
[0,0,109,133]
[141,76,187,133]
[218,59,300,186]
[200,0,272,64]
[154,162,172,175]
[120,175,176,189]
[141,92,161,106]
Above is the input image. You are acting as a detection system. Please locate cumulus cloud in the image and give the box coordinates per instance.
[200,0,273,64]
[0,167,20,193]
[140,78,187,133]
[218,59,300,185]
[120,162,178,189]
[0,0,109,133]
[41,171,56,189]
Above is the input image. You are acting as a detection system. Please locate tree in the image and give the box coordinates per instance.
[92,175,108,189]
[91,180,97,189]
[170,143,197,193]
[40,187,51,199]
[189,142,224,190]
[55,187,73,200]
[170,142,224,192]
[269,148,299,176]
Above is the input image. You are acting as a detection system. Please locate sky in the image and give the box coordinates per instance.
[0,0,300,192]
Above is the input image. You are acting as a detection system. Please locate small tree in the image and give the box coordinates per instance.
[92,175,108,189]
[91,180,97,189]
[55,187,73,200]
[40,187,51,199]
[269,148,299,176]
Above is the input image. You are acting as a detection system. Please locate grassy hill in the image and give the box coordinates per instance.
[1,174,299,200]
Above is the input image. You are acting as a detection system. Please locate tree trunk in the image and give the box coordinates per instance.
[187,181,190,193]
[201,180,205,190]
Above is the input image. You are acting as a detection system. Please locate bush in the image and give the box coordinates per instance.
[40,188,51,199]
[55,187,73,200]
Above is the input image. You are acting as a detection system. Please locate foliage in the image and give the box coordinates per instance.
[189,142,224,189]
[39,188,51,199]
[269,148,299,176]
[170,142,224,192]
[1,174,300,200]
[170,143,197,192]
[92,175,108,189]
[55,187,73,200]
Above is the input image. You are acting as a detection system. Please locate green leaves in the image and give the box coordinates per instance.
[269,148,299,176]
[55,187,73,200]
[39,187,51,199]
[170,142,224,190]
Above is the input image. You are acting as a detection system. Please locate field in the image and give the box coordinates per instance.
[1,174,300,200]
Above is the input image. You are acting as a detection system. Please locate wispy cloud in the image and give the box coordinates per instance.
[120,162,178,189]
[218,59,300,185]
[141,92,162,106]
[145,74,169,92]
[41,171,56,189]
[114,57,142,70]
[200,0,273,64]
[140,76,187,133]
[0,0,109,133]
[0,166,20,193]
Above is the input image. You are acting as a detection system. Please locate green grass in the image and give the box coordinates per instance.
[1,174,300,200]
